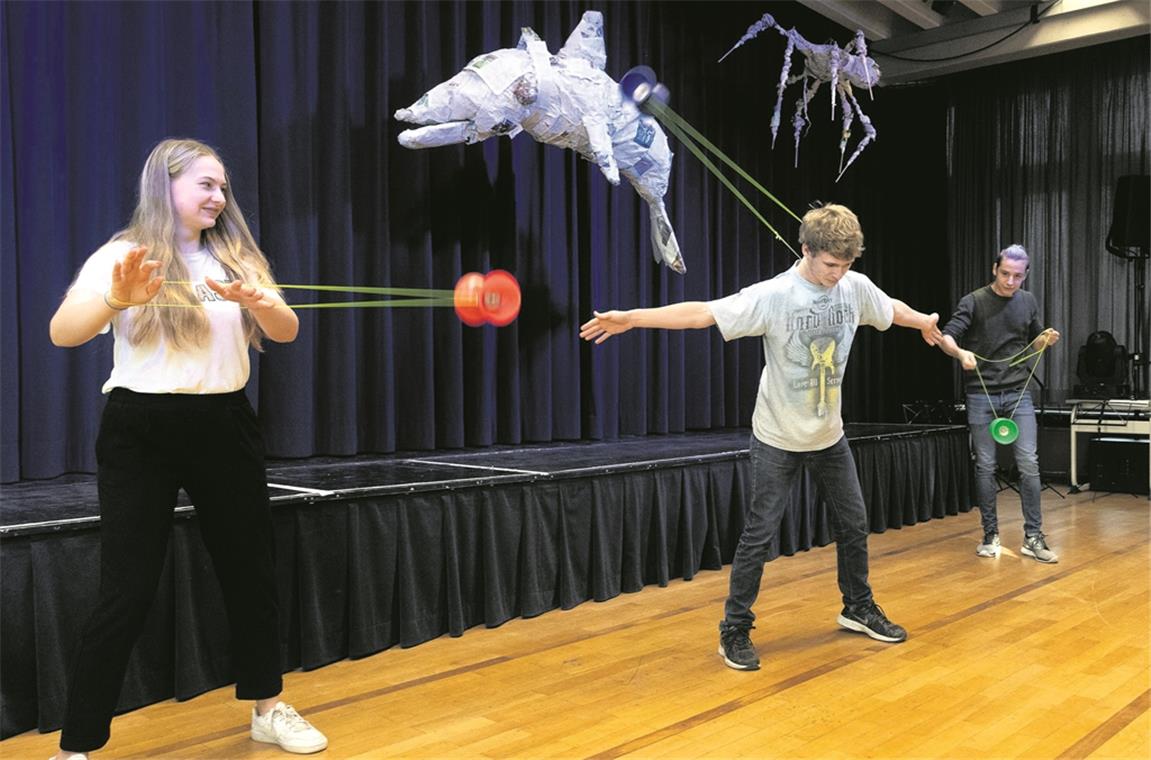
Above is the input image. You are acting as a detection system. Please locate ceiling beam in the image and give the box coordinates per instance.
[958,0,1007,16]
[875,0,1139,53]
[875,1,1047,53]
[878,0,946,29]
[797,0,901,40]
[872,0,1151,84]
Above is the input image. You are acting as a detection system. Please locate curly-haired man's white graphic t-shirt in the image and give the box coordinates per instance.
[708,263,894,452]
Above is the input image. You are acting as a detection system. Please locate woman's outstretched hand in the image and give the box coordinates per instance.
[205,277,277,311]
[109,246,164,306]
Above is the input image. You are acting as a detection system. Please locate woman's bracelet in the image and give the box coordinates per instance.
[103,291,132,311]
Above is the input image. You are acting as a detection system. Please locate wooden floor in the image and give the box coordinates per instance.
[8,489,1149,759]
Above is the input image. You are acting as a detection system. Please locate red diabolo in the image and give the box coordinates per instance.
[453,270,521,327]
[453,272,487,326]
[481,270,521,326]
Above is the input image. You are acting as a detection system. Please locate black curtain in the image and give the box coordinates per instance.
[945,36,1151,399]
[3,1,262,480]
[3,1,968,482]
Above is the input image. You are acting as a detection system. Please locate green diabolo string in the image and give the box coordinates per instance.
[645,99,802,258]
[971,334,1051,446]
[156,281,458,310]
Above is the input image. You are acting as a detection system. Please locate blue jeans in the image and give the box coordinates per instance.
[966,390,1042,537]
[723,435,873,629]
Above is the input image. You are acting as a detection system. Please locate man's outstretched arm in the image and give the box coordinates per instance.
[891,299,942,346]
[580,302,716,345]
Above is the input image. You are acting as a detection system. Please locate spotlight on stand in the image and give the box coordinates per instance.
[1074,330,1129,399]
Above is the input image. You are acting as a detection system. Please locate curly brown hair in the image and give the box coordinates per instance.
[798,204,864,261]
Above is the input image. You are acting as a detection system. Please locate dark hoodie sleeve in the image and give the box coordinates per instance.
[1026,293,1044,341]
[942,292,975,342]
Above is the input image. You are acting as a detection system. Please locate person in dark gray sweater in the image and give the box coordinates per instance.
[940,244,1061,564]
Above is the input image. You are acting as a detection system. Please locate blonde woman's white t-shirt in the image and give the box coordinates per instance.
[71,240,255,395]
[707,264,894,452]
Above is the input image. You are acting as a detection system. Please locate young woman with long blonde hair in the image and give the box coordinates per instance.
[49,138,327,757]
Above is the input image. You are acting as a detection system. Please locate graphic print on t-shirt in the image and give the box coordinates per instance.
[783,294,855,417]
[193,281,228,303]
[191,266,234,304]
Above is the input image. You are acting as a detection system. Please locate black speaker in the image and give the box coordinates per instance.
[1107,175,1150,251]
[1089,436,1149,495]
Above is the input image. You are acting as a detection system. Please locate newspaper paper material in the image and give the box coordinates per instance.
[395,11,684,274]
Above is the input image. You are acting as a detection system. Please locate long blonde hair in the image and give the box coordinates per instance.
[113,138,278,350]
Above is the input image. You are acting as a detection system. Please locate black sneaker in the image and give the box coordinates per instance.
[717,624,760,670]
[837,602,907,643]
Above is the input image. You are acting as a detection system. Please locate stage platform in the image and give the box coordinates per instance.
[0,424,970,739]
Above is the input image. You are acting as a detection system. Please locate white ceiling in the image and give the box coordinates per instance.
[798,0,1150,84]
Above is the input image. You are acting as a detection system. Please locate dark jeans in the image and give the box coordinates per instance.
[723,435,873,630]
[60,389,282,753]
[966,390,1042,537]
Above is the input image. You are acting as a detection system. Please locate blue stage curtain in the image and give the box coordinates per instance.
[4,0,965,482]
[2,0,261,479]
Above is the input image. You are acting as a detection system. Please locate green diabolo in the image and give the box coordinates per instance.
[989,417,1019,445]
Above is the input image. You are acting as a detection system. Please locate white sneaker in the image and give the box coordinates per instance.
[251,701,328,754]
[1022,533,1059,564]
